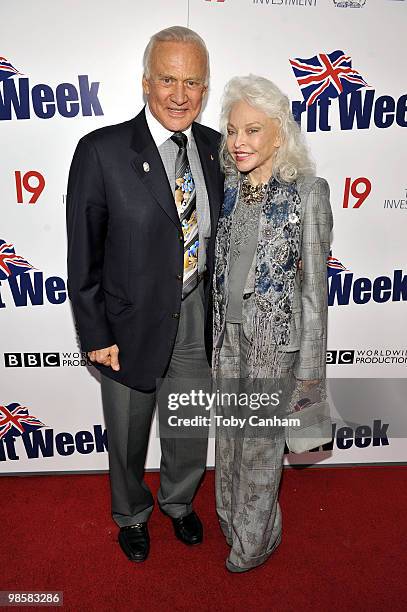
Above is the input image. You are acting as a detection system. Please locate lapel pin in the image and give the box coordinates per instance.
[143,162,150,173]
[210,154,214,161]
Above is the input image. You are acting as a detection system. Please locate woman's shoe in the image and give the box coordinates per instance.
[225,559,253,573]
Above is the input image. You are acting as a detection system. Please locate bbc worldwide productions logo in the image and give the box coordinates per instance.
[327,349,407,365]
[327,350,355,364]
[4,352,90,368]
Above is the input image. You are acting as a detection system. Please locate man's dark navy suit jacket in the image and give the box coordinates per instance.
[66,108,223,391]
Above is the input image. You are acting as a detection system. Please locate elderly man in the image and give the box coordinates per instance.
[66,26,222,562]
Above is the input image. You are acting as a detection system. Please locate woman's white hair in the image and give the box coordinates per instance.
[143,26,210,85]
[220,74,315,183]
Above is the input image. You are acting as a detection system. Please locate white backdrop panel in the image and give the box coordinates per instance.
[1,0,406,473]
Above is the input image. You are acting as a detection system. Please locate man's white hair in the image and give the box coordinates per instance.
[143,26,210,85]
[220,74,315,183]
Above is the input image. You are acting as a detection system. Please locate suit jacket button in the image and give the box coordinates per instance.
[172,313,180,319]
[176,274,182,281]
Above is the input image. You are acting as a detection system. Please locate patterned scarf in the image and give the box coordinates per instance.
[213,175,302,377]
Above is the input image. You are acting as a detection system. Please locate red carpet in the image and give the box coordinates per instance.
[2,466,406,611]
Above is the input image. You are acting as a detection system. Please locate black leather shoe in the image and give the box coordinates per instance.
[171,511,203,546]
[118,523,150,562]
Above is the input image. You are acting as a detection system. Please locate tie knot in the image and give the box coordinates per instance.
[171,131,188,149]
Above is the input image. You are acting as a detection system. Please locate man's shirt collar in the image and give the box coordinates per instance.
[145,104,192,148]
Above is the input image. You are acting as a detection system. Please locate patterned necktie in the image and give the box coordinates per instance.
[171,131,199,299]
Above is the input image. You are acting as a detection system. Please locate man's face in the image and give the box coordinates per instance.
[142,41,208,132]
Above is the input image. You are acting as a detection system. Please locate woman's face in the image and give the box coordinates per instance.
[226,100,281,182]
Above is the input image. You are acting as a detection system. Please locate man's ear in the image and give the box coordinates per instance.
[142,75,150,95]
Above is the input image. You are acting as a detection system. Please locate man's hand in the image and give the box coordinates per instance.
[88,344,120,371]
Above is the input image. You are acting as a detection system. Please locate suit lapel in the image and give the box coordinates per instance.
[192,123,221,237]
[130,109,181,230]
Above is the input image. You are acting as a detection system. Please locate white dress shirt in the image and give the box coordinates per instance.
[144,104,211,274]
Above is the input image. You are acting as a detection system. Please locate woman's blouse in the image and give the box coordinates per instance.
[225,179,267,323]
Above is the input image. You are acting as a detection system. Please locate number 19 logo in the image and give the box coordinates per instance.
[343,177,371,209]
[15,171,45,204]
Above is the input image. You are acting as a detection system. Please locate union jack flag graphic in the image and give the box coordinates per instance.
[327,252,349,278]
[0,403,46,440]
[0,57,21,82]
[0,239,35,281]
[290,50,369,107]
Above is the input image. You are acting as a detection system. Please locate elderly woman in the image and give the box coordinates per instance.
[213,75,333,573]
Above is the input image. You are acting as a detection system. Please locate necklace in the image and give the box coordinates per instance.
[240,175,268,206]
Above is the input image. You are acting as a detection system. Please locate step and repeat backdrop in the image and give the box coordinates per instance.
[1,0,406,473]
